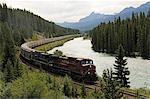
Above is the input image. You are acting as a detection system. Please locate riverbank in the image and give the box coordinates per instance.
[47,37,150,98]
[48,37,150,89]
[18,36,149,98]
[34,35,80,51]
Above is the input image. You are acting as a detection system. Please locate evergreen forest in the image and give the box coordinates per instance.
[0,3,79,48]
[91,10,150,59]
[0,3,150,99]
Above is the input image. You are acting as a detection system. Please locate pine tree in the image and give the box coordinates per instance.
[102,69,122,99]
[63,75,71,97]
[3,60,14,82]
[148,8,150,16]
[93,87,104,99]
[0,3,79,41]
[1,23,23,82]
[19,34,25,45]
[52,22,55,34]
[81,83,86,98]
[1,22,16,71]
[63,81,70,96]
[1,3,8,22]
[91,12,150,59]
[13,59,22,79]
[113,45,130,87]
[71,85,77,98]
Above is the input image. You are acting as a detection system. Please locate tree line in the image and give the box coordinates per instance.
[0,3,141,98]
[0,42,134,99]
[0,3,79,45]
[91,10,150,59]
[0,3,79,97]
[0,3,79,82]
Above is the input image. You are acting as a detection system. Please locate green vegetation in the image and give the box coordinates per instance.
[91,10,150,59]
[132,88,150,98]
[0,3,79,44]
[31,32,44,41]
[81,83,87,98]
[0,61,149,98]
[99,46,129,99]
[113,45,130,87]
[0,33,131,99]
[0,3,81,63]
[101,69,122,99]
[0,22,22,83]
[34,36,76,51]
[0,3,149,99]
[0,62,109,98]
[0,3,79,59]
[54,50,63,56]
[0,3,81,99]
[121,87,150,98]
[83,33,91,40]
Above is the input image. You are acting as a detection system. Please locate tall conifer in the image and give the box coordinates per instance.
[113,45,130,87]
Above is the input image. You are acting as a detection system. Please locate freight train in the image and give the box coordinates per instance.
[20,35,97,83]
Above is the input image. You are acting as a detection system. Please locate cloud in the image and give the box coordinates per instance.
[0,0,149,22]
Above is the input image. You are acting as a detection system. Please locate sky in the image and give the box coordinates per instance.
[0,0,149,22]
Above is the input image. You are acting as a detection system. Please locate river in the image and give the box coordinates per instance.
[48,37,150,88]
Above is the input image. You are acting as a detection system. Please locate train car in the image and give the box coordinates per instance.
[20,35,97,84]
[51,56,97,83]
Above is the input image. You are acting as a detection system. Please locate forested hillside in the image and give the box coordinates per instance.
[0,3,79,58]
[91,10,150,59]
[0,3,79,86]
[0,3,80,98]
[0,4,79,47]
[0,3,79,41]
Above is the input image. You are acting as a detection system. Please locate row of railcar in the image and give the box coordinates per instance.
[20,35,97,83]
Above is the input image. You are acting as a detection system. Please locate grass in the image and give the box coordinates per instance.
[18,62,96,98]
[122,87,150,98]
[34,36,77,51]
[22,35,150,98]
[31,32,45,41]
[131,88,150,98]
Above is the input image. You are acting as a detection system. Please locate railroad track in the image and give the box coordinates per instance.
[73,82,147,99]
[20,35,147,99]
[20,56,147,99]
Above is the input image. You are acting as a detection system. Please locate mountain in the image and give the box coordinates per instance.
[58,2,150,32]
[116,2,150,18]
[58,12,114,32]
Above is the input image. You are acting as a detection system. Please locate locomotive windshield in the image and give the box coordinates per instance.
[81,60,93,65]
